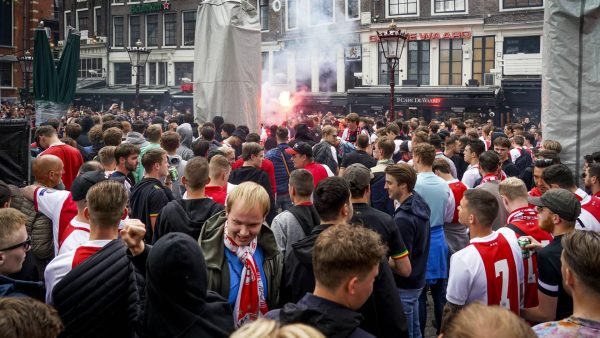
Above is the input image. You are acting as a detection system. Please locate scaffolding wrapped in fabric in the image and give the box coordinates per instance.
[193,0,261,133]
[542,0,600,179]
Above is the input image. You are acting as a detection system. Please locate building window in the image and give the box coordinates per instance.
[0,2,13,46]
[434,0,466,13]
[346,0,360,20]
[114,63,132,84]
[77,10,88,31]
[287,0,298,29]
[183,11,196,46]
[0,62,12,86]
[137,65,145,85]
[148,62,167,85]
[503,0,542,9]
[310,0,334,25]
[260,0,269,31]
[113,16,124,47]
[472,36,494,85]
[296,54,311,91]
[407,40,430,85]
[175,62,194,85]
[129,16,141,46]
[378,51,400,85]
[164,13,177,46]
[273,50,287,85]
[112,0,125,3]
[79,58,103,78]
[94,7,103,36]
[503,36,540,54]
[64,11,72,39]
[389,0,417,16]
[439,39,463,85]
[146,14,158,46]
[319,54,336,92]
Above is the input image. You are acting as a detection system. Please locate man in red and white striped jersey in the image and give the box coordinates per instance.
[44,181,137,304]
[442,189,524,330]
[542,164,600,232]
[499,177,553,309]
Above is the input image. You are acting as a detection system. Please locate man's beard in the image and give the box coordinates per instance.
[539,215,555,233]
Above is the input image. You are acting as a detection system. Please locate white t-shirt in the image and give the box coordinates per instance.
[461,164,481,189]
[510,147,522,164]
[44,239,111,304]
[57,219,91,255]
[446,228,524,313]
[574,188,600,231]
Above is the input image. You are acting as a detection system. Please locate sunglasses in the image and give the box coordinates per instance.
[535,158,554,167]
[0,236,32,252]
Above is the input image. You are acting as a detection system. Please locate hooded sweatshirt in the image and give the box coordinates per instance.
[153,198,224,243]
[392,192,431,289]
[130,177,174,243]
[142,233,235,338]
[176,123,195,160]
[124,131,149,149]
[267,293,373,338]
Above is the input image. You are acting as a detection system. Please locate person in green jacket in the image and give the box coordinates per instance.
[134,124,162,183]
[198,181,283,328]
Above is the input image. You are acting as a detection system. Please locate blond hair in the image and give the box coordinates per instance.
[86,181,128,228]
[444,303,535,338]
[321,125,337,137]
[98,146,117,168]
[498,177,528,201]
[226,182,270,217]
[209,154,231,179]
[0,208,27,248]
[542,139,562,154]
[230,319,325,338]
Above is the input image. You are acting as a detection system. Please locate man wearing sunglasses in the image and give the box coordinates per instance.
[0,208,43,299]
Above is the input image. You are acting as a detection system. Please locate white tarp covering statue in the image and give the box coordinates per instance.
[193,0,262,133]
[542,0,600,179]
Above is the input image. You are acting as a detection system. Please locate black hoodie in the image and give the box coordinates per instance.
[281,224,409,338]
[152,198,224,243]
[130,177,174,243]
[228,166,276,224]
[267,293,373,338]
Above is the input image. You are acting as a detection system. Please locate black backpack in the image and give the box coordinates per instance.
[514,148,532,176]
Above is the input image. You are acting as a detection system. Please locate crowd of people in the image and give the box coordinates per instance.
[0,104,599,338]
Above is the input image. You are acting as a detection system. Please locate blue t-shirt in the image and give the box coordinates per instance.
[225,246,268,305]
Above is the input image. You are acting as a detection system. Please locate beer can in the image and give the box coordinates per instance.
[168,166,178,181]
[518,237,531,259]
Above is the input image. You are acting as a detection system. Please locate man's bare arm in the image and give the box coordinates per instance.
[440,301,463,333]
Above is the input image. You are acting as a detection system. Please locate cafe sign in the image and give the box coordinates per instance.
[131,0,171,14]
[370,31,471,42]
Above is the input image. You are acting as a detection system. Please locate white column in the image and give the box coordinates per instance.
[495,33,504,86]
[430,39,439,86]
[337,45,345,93]
[463,37,473,83]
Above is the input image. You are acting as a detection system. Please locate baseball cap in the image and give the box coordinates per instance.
[528,188,581,222]
[232,128,247,141]
[342,163,374,193]
[285,142,313,157]
[71,171,108,202]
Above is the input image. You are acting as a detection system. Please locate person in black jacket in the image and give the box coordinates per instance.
[153,157,223,243]
[281,177,408,338]
[51,181,145,338]
[123,225,235,338]
[228,142,276,224]
[268,223,387,338]
[130,148,174,242]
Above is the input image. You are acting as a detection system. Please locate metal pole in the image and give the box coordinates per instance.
[389,60,396,122]
[135,64,140,113]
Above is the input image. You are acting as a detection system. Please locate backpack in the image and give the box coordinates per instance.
[313,141,338,173]
[514,148,533,176]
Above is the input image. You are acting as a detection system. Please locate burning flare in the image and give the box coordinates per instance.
[278,91,291,108]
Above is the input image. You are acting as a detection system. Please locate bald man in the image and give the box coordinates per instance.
[30,155,64,190]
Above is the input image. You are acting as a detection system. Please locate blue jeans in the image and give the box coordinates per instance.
[276,194,293,212]
[419,279,447,336]
[398,287,423,338]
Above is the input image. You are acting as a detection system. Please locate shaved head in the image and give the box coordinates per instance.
[33,155,64,188]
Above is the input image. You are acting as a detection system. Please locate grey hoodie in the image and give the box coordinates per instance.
[124,132,149,148]
[176,123,194,160]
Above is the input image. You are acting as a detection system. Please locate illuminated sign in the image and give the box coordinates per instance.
[370,31,471,42]
[131,1,171,14]
[396,97,442,105]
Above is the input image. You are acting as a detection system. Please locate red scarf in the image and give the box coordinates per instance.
[223,222,268,327]
[480,173,500,185]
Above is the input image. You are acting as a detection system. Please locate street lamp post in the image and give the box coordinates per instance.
[126,39,150,113]
[18,50,34,105]
[377,21,407,122]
